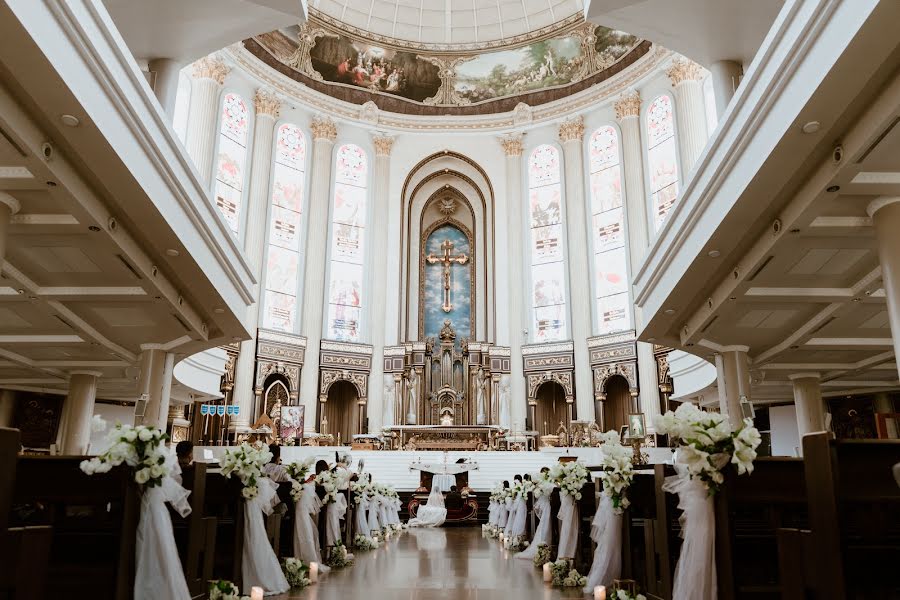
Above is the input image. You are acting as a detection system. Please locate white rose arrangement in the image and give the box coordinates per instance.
[281,558,311,588]
[351,479,372,505]
[530,471,554,499]
[653,402,762,493]
[315,470,340,504]
[613,589,647,600]
[549,461,589,500]
[596,429,634,513]
[220,442,273,500]
[208,580,249,600]
[550,559,587,587]
[79,419,172,488]
[285,457,315,502]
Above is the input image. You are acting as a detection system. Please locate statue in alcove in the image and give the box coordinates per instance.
[475,367,488,425]
[440,407,454,426]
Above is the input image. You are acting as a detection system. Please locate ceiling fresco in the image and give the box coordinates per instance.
[247,18,644,115]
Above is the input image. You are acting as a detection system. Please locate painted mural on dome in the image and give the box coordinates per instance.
[251,22,640,107]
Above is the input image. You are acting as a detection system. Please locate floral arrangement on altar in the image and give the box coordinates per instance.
[533,543,550,568]
[285,457,315,502]
[550,559,587,587]
[653,402,762,493]
[79,419,172,487]
[220,442,272,500]
[326,541,354,568]
[597,430,635,513]
[208,580,250,600]
[281,558,311,588]
[549,461,589,499]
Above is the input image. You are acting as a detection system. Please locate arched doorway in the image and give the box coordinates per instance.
[321,380,359,445]
[603,375,632,434]
[534,381,567,437]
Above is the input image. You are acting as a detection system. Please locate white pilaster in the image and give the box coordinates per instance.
[559,117,593,421]
[184,56,229,185]
[501,134,527,430]
[789,373,825,441]
[368,134,394,433]
[61,371,100,455]
[298,117,337,431]
[714,346,750,428]
[136,345,175,430]
[148,58,183,119]
[231,89,281,432]
[614,92,649,270]
[667,58,708,175]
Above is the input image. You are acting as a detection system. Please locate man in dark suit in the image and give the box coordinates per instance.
[445,485,464,511]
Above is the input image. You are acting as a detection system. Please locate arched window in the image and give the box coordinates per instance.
[646,95,679,230]
[326,143,368,342]
[262,123,306,332]
[589,126,630,334]
[214,92,249,235]
[528,144,567,342]
[172,70,191,143]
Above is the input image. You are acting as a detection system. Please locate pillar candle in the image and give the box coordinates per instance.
[250,587,263,600]
[309,561,319,583]
[594,586,606,600]
[543,562,552,582]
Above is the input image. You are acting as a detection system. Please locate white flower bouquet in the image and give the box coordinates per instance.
[354,533,378,550]
[208,580,249,600]
[550,559,587,587]
[285,457,314,482]
[653,402,762,493]
[220,442,272,500]
[326,541,354,568]
[549,461,589,500]
[533,543,550,568]
[79,420,172,488]
[351,479,372,505]
[530,471,554,499]
[613,589,647,600]
[281,558,311,588]
[315,470,341,504]
[596,429,635,513]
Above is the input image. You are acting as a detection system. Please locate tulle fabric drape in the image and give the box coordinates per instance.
[509,497,528,539]
[134,470,192,600]
[502,497,515,536]
[583,494,622,592]
[325,493,348,547]
[356,495,371,537]
[662,467,717,600]
[487,500,498,526]
[556,493,579,559]
[242,478,290,595]
[515,494,551,560]
[368,496,381,533]
[293,481,328,573]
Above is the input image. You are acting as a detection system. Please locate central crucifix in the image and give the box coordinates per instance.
[426,239,468,312]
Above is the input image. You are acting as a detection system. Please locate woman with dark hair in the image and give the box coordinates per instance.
[497,480,511,530]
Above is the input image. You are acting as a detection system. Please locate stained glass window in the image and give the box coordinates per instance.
[646,95,680,230]
[588,126,631,334]
[213,93,249,234]
[326,143,368,342]
[262,123,307,332]
[528,144,567,342]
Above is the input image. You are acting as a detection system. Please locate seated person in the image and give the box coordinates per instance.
[445,485,464,511]
[262,444,291,482]
[175,440,193,470]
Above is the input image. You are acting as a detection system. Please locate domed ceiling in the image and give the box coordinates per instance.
[244,3,647,116]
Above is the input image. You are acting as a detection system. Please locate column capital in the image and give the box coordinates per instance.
[311,116,337,142]
[558,116,584,143]
[253,88,281,118]
[191,55,229,85]
[788,372,821,381]
[614,90,642,120]
[867,196,900,218]
[667,57,704,87]
[0,191,21,215]
[372,134,395,157]
[499,134,524,157]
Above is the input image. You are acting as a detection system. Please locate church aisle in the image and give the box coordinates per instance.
[281,527,585,599]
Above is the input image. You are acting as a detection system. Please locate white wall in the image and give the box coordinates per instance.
[88,403,136,454]
[769,404,800,457]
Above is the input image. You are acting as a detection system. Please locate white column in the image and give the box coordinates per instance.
[709,60,743,117]
[298,117,337,431]
[136,346,175,430]
[615,92,650,269]
[0,389,16,428]
[789,373,825,439]
[501,134,528,430]
[60,371,100,455]
[633,308,661,428]
[667,58,707,175]
[184,56,229,185]
[559,117,594,421]
[148,58,183,119]
[230,89,281,432]
[714,346,749,428]
[868,197,900,370]
[0,192,21,267]
[367,134,394,433]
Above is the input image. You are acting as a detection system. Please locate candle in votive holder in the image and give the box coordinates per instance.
[309,561,319,583]
[593,585,606,600]
[543,562,552,582]
[250,587,264,600]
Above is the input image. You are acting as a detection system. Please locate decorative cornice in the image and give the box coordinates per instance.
[522,341,574,355]
[667,58,703,87]
[614,90,642,119]
[310,116,337,141]
[192,56,229,85]
[500,134,524,157]
[558,116,584,142]
[320,340,374,355]
[372,134,395,157]
[253,88,281,117]
[257,328,307,347]
[587,330,637,347]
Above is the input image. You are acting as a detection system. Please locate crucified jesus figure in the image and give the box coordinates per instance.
[426,239,468,312]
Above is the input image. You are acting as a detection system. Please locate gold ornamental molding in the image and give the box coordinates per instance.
[192,55,230,85]
[310,116,337,141]
[372,134,395,157]
[558,116,585,143]
[500,134,524,157]
[666,58,704,86]
[614,90,642,120]
[253,88,281,117]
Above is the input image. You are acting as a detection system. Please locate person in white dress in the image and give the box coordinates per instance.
[407,481,447,527]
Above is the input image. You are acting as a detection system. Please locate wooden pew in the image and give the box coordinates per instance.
[11,456,139,600]
[203,470,246,588]
[174,462,217,598]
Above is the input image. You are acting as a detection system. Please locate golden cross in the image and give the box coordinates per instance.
[426,239,468,312]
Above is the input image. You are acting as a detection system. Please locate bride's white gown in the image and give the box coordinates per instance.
[407,482,447,527]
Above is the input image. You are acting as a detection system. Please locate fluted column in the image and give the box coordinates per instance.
[298,117,337,431]
[184,56,229,185]
[368,134,394,433]
[60,371,100,455]
[667,58,707,176]
[558,117,593,421]
[230,90,281,432]
[501,134,527,430]
[615,91,649,268]
[136,345,175,429]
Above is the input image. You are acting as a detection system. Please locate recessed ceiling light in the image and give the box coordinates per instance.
[851,297,861,302]
[60,114,80,127]
[166,249,180,257]
[826,185,840,193]
[647,337,656,342]
[214,308,225,314]
[729,296,736,301]
[88,225,101,232]
[801,121,821,134]
[663,309,676,315]
[708,250,721,258]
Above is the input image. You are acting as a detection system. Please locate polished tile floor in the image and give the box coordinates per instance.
[280,527,586,599]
